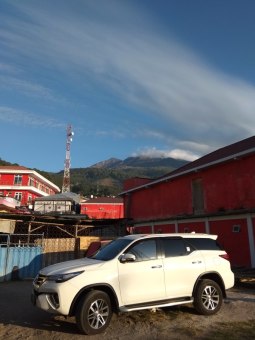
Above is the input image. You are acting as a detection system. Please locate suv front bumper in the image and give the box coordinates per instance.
[31,289,60,313]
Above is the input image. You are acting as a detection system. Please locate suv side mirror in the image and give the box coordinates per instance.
[119,253,136,263]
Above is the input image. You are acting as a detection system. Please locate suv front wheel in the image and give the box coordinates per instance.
[194,279,223,315]
[76,290,112,335]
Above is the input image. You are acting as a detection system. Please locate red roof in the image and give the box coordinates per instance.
[166,135,255,178]
[0,166,29,170]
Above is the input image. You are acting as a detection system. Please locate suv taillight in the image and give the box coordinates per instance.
[219,253,230,261]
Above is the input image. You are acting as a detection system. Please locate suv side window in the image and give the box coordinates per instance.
[186,238,223,250]
[161,238,188,257]
[126,239,157,261]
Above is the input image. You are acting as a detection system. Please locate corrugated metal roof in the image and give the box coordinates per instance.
[34,192,80,203]
[164,135,255,178]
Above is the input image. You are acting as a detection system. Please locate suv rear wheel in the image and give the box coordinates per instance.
[194,279,223,315]
[76,290,112,335]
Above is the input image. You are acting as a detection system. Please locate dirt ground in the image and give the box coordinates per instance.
[0,280,254,340]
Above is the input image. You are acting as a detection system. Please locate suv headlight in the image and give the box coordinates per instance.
[47,270,84,283]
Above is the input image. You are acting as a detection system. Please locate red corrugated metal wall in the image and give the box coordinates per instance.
[203,158,255,213]
[126,154,255,221]
[134,226,152,234]
[209,219,250,267]
[124,154,255,268]
[154,224,176,233]
[177,221,205,233]
[80,203,124,219]
[127,178,193,220]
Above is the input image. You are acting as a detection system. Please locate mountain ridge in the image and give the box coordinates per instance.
[90,156,188,169]
[0,156,189,196]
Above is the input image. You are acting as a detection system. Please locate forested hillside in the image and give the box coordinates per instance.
[0,157,188,196]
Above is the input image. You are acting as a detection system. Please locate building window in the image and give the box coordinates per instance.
[28,177,35,186]
[192,178,204,214]
[14,192,22,201]
[14,175,22,185]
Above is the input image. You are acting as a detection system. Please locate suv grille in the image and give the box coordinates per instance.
[34,274,47,288]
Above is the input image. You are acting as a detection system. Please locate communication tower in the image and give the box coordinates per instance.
[62,124,74,193]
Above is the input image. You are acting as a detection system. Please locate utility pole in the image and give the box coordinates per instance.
[62,124,74,193]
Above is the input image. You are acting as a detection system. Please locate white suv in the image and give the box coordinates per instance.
[32,233,234,335]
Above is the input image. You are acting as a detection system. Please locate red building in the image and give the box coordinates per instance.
[0,166,60,208]
[80,197,124,219]
[121,136,255,268]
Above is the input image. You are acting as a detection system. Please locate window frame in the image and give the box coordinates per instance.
[124,238,159,262]
[14,175,23,185]
[14,192,22,201]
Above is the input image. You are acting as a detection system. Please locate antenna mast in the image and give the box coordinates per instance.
[62,124,74,193]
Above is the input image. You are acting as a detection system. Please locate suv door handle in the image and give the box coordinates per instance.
[192,261,202,264]
[151,265,162,269]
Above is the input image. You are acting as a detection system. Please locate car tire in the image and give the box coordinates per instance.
[76,290,112,335]
[194,279,223,315]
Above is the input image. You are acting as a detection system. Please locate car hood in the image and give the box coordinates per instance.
[40,257,105,275]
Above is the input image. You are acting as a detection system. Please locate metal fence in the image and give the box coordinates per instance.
[0,233,43,282]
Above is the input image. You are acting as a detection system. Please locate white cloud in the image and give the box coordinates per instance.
[176,140,214,156]
[133,147,199,161]
[0,62,15,72]
[94,129,126,138]
[0,106,64,128]
[167,149,199,161]
[1,0,255,158]
[0,75,56,100]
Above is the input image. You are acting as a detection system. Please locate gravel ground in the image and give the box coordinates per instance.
[0,280,254,339]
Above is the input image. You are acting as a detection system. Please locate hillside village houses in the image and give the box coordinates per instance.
[0,167,124,281]
[0,166,124,220]
[0,166,60,210]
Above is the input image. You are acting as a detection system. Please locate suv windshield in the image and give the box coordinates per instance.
[91,238,133,261]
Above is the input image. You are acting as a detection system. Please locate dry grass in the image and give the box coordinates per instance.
[202,321,255,339]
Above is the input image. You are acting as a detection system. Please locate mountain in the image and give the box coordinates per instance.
[0,156,189,197]
[66,156,189,196]
[0,158,18,166]
[90,158,123,169]
[90,156,188,169]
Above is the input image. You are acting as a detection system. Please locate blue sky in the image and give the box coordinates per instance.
[1,0,255,172]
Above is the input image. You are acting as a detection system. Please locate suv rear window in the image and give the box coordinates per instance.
[185,238,223,251]
[161,238,187,257]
